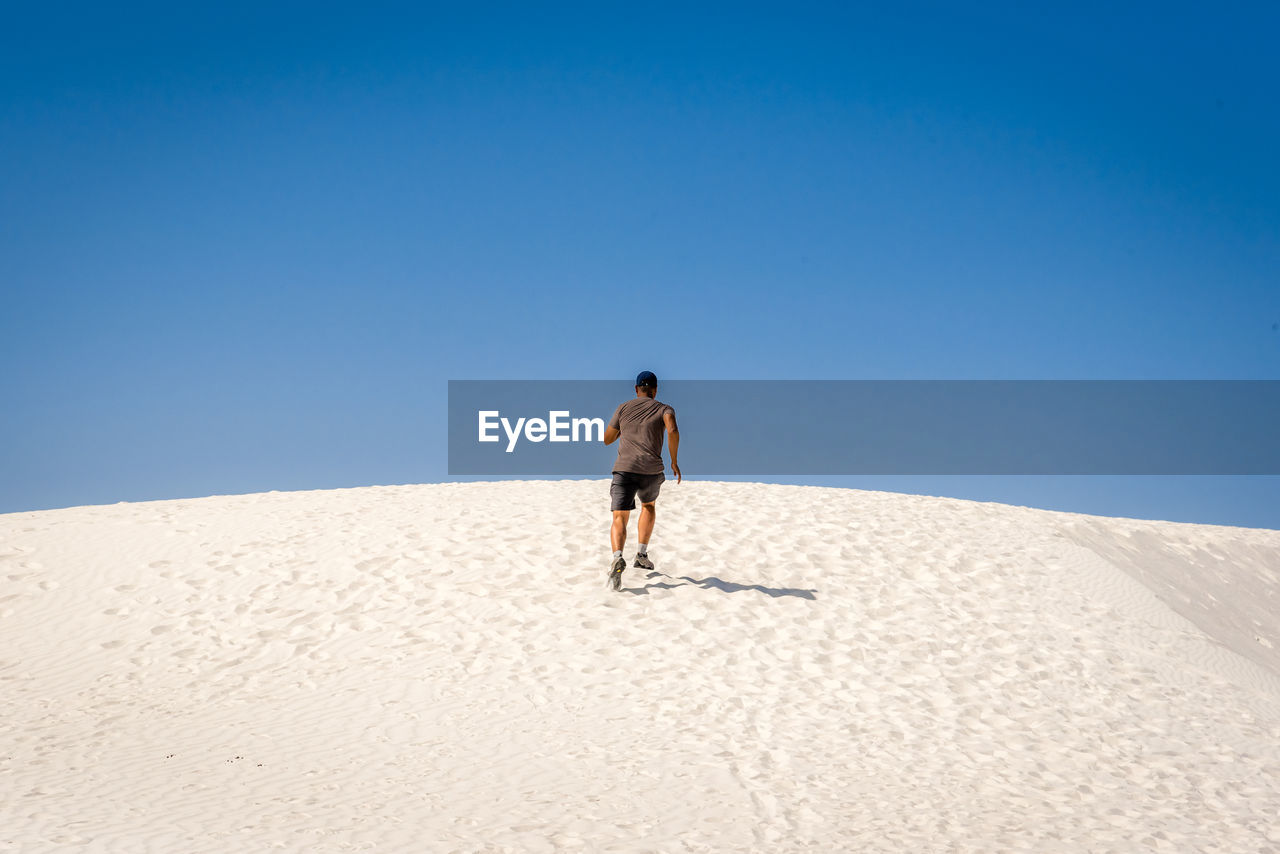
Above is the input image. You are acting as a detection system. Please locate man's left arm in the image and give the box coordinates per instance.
[603,405,621,445]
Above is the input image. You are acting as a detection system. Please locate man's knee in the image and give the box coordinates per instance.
[640,501,656,511]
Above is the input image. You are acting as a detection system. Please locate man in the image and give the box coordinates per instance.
[602,370,681,591]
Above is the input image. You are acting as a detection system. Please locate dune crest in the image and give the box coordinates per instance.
[2,481,1279,852]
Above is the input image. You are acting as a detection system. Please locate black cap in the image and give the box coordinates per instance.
[635,371,658,388]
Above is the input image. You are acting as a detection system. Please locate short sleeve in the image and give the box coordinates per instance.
[607,404,622,430]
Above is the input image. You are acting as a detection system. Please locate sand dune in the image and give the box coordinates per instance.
[2,480,1279,852]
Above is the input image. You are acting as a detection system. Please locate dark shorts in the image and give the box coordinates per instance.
[610,470,665,511]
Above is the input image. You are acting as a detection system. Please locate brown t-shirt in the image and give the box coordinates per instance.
[608,397,675,475]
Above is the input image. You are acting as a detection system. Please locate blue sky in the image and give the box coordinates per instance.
[3,2,1278,526]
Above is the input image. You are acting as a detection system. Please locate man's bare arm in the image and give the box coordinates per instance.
[664,410,681,483]
[603,425,620,445]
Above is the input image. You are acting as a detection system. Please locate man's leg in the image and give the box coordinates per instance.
[607,510,629,590]
[638,501,655,547]
[611,510,630,553]
[634,501,656,570]
[632,471,664,570]
[608,473,638,591]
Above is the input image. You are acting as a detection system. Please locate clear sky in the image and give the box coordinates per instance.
[3,2,1278,526]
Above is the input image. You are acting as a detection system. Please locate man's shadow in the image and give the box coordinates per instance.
[626,572,817,600]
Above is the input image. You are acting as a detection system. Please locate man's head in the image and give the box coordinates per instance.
[635,370,657,398]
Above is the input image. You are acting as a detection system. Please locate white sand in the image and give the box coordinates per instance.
[2,480,1279,853]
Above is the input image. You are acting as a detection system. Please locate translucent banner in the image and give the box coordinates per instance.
[447,380,1280,475]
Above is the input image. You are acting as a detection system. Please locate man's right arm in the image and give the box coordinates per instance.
[663,409,681,483]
